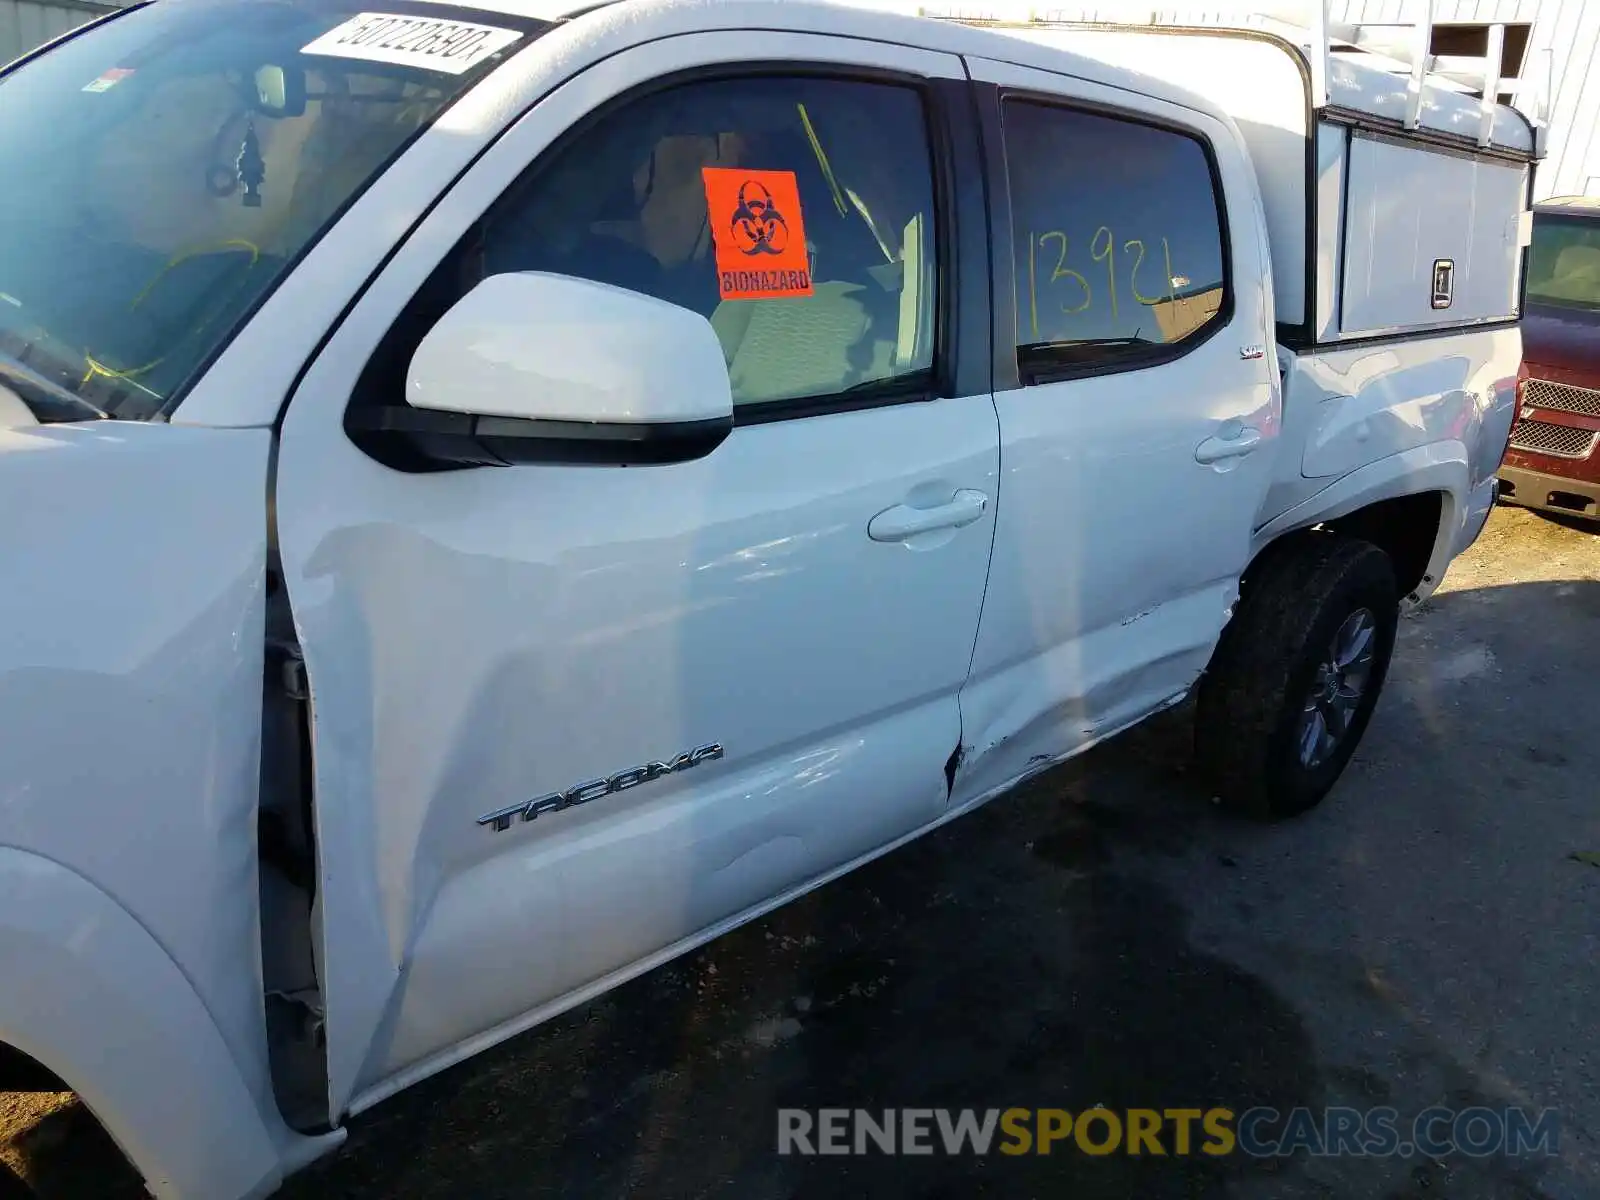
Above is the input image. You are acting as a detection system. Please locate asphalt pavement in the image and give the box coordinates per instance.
[4,502,1598,1200]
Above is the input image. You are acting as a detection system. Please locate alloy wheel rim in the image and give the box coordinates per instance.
[1297,607,1377,769]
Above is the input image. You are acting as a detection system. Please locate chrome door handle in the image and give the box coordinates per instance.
[868,489,989,542]
[1194,427,1263,464]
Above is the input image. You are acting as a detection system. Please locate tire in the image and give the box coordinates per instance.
[1195,534,1399,818]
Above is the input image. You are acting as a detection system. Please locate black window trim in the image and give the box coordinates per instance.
[345,59,987,470]
[980,85,1236,391]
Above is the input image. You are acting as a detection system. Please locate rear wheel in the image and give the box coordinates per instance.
[1195,535,1399,818]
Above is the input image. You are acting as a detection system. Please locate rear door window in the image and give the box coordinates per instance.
[1001,99,1229,381]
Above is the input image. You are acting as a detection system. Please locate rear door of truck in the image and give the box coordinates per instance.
[951,55,1283,801]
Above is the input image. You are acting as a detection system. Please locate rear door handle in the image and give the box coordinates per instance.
[868,489,989,542]
[1195,427,1263,464]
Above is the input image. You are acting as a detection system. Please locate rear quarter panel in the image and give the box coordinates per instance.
[1261,325,1521,525]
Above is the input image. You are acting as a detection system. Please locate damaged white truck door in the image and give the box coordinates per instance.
[952,58,1282,803]
[271,33,998,1119]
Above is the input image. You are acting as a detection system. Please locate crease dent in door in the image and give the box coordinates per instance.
[953,52,1280,819]
[363,714,958,1086]
[286,401,1000,1105]
[955,585,1232,805]
[269,31,999,1117]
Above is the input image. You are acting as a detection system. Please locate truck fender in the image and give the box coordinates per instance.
[1249,440,1470,599]
[0,848,307,1200]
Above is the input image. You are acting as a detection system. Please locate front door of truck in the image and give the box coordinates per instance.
[272,36,997,1118]
[951,57,1282,803]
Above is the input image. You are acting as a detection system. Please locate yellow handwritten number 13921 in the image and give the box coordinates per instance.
[1026,226,1177,341]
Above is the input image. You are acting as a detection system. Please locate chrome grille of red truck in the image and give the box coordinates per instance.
[1509,418,1600,459]
[1522,378,1600,419]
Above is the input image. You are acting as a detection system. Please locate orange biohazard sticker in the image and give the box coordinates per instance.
[702,167,814,301]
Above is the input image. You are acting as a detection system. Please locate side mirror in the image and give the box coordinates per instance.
[400,273,734,467]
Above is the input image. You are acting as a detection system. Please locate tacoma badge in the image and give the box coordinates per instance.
[477,743,725,832]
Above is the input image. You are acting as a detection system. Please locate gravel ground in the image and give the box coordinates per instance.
[5,502,1598,1200]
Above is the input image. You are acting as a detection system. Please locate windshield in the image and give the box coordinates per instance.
[1526,213,1600,316]
[0,0,540,421]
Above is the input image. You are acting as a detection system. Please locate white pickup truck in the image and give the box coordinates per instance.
[0,0,1533,1195]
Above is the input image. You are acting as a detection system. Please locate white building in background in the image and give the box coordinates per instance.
[0,0,114,65]
[2,0,1597,197]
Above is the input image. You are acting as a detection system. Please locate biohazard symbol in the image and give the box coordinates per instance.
[729,181,790,256]
[703,167,813,300]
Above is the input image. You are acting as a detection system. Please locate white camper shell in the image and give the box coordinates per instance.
[919,2,1544,346]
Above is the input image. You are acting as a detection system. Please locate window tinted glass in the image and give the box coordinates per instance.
[1003,101,1227,374]
[1527,214,1600,313]
[0,0,534,420]
[475,75,938,409]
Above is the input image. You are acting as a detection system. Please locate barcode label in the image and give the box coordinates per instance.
[301,13,522,75]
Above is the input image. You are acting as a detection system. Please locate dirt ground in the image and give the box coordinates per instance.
[4,503,1598,1200]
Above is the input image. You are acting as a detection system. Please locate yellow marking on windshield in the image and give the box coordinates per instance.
[82,239,264,389]
[130,239,261,311]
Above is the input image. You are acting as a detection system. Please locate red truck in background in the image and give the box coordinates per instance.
[1498,196,1600,520]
